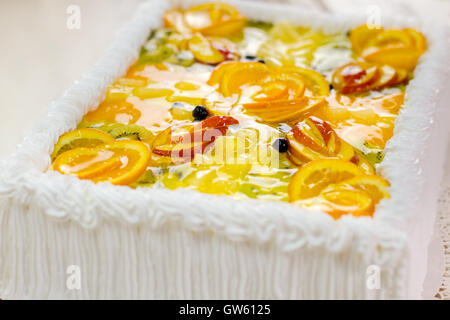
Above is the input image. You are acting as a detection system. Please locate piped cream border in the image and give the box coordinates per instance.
[0,0,448,298]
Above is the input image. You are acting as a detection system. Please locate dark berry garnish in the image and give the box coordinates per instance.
[192,105,209,121]
[329,83,334,90]
[257,59,266,64]
[245,54,257,60]
[272,138,289,153]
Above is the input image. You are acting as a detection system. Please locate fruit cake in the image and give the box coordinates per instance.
[0,0,448,299]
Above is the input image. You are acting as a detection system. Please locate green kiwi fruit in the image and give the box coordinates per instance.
[108,124,153,142]
[357,141,384,166]
[131,170,156,188]
[137,44,175,66]
[166,51,195,67]
[77,121,124,134]
[246,20,273,31]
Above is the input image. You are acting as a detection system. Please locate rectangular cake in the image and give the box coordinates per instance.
[0,0,449,299]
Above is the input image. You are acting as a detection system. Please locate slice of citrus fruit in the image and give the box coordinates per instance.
[404,28,427,52]
[219,62,270,96]
[331,61,380,94]
[184,2,245,36]
[318,189,374,218]
[52,140,150,185]
[288,159,365,201]
[51,128,115,161]
[207,61,240,86]
[277,66,330,97]
[365,29,414,49]
[350,24,383,54]
[199,17,246,37]
[188,33,225,65]
[243,97,324,123]
[363,46,421,71]
[329,174,390,203]
[164,9,191,34]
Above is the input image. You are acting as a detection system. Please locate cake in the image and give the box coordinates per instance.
[0,0,449,299]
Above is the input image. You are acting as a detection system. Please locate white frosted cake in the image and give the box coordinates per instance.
[0,0,449,299]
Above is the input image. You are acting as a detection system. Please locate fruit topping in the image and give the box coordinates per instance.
[288,158,389,218]
[350,24,426,71]
[188,33,225,65]
[243,97,325,123]
[164,3,246,36]
[52,140,151,185]
[331,61,407,94]
[51,128,115,161]
[286,117,374,174]
[108,124,154,143]
[151,115,239,164]
[192,105,209,121]
[272,138,289,153]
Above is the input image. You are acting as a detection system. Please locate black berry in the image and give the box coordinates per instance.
[245,54,257,60]
[273,138,289,153]
[192,105,209,121]
[257,59,266,64]
[329,83,334,90]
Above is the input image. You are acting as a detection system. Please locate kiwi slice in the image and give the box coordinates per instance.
[166,51,195,67]
[108,124,153,142]
[137,44,175,66]
[239,183,260,199]
[246,20,273,31]
[357,141,384,166]
[77,121,123,133]
[131,170,157,188]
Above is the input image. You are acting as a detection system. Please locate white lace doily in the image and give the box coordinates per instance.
[436,185,450,299]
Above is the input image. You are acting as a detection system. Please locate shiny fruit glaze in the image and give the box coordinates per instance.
[50,3,426,219]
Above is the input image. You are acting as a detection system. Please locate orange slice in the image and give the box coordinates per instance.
[288,159,365,201]
[363,46,421,71]
[350,24,383,54]
[51,128,115,161]
[329,175,390,203]
[302,189,374,218]
[243,97,324,123]
[188,33,224,65]
[184,2,245,36]
[219,62,270,97]
[207,61,240,86]
[164,9,191,34]
[52,140,150,185]
[365,29,414,49]
[277,66,330,97]
[404,28,427,52]
[199,17,246,37]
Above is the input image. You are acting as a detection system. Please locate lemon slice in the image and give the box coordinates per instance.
[51,128,115,161]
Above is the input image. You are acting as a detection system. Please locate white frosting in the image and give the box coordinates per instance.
[0,0,448,299]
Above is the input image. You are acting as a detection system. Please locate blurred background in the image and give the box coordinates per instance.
[0,0,449,298]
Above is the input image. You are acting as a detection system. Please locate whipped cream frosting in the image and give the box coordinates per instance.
[0,0,448,299]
